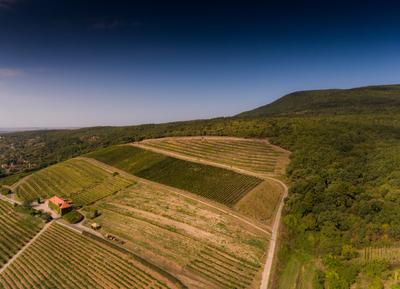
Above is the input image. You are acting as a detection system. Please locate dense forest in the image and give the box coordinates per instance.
[238,84,400,117]
[2,84,400,287]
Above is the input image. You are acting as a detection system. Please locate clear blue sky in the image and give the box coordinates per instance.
[0,0,400,127]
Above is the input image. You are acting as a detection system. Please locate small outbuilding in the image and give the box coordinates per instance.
[91,223,101,230]
[48,196,72,216]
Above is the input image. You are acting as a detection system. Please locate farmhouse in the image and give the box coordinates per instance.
[48,196,72,215]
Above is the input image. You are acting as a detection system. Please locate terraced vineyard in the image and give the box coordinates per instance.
[139,137,290,175]
[0,200,43,268]
[0,223,180,289]
[13,158,132,205]
[187,245,260,289]
[87,145,262,206]
[82,182,268,288]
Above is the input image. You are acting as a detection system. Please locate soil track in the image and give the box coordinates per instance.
[259,178,288,289]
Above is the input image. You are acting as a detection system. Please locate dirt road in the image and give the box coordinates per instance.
[259,178,288,289]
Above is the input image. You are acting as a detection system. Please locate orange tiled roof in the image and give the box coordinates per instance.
[49,196,71,209]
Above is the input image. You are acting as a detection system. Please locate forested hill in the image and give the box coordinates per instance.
[237,84,400,117]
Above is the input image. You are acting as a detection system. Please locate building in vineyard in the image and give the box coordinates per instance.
[48,196,72,215]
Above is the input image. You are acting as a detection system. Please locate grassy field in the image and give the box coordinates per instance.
[277,253,317,289]
[82,182,269,288]
[13,158,132,205]
[139,137,290,175]
[0,200,43,268]
[234,180,283,225]
[0,223,180,289]
[87,145,262,206]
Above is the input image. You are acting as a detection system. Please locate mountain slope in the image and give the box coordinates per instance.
[237,84,400,117]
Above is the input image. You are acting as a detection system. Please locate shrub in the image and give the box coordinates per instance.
[86,208,101,219]
[40,212,53,223]
[0,186,11,195]
[62,211,84,224]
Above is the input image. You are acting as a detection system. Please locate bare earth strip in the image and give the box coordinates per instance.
[0,221,53,274]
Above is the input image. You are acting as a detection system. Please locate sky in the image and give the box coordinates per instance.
[1,0,400,127]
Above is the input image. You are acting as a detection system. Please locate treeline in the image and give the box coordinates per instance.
[269,112,400,288]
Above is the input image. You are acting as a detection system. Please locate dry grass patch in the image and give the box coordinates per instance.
[234,180,284,225]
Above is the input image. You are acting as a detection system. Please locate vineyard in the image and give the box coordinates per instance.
[139,137,290,175]
[359,246,400,264]
[13,158,132,205]
[83,183,268,288]
[0,223,180,289]
[0,200,43,268]
[87,145,262,206]
[187,245,260,289]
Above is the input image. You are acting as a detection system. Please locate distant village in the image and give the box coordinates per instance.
[0,135,42,176]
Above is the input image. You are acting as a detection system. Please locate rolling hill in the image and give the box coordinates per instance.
[2,136,282,289]
[237,84,400,117]
[3,83,400,288]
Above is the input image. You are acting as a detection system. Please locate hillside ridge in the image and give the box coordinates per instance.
[237,84,400,117]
